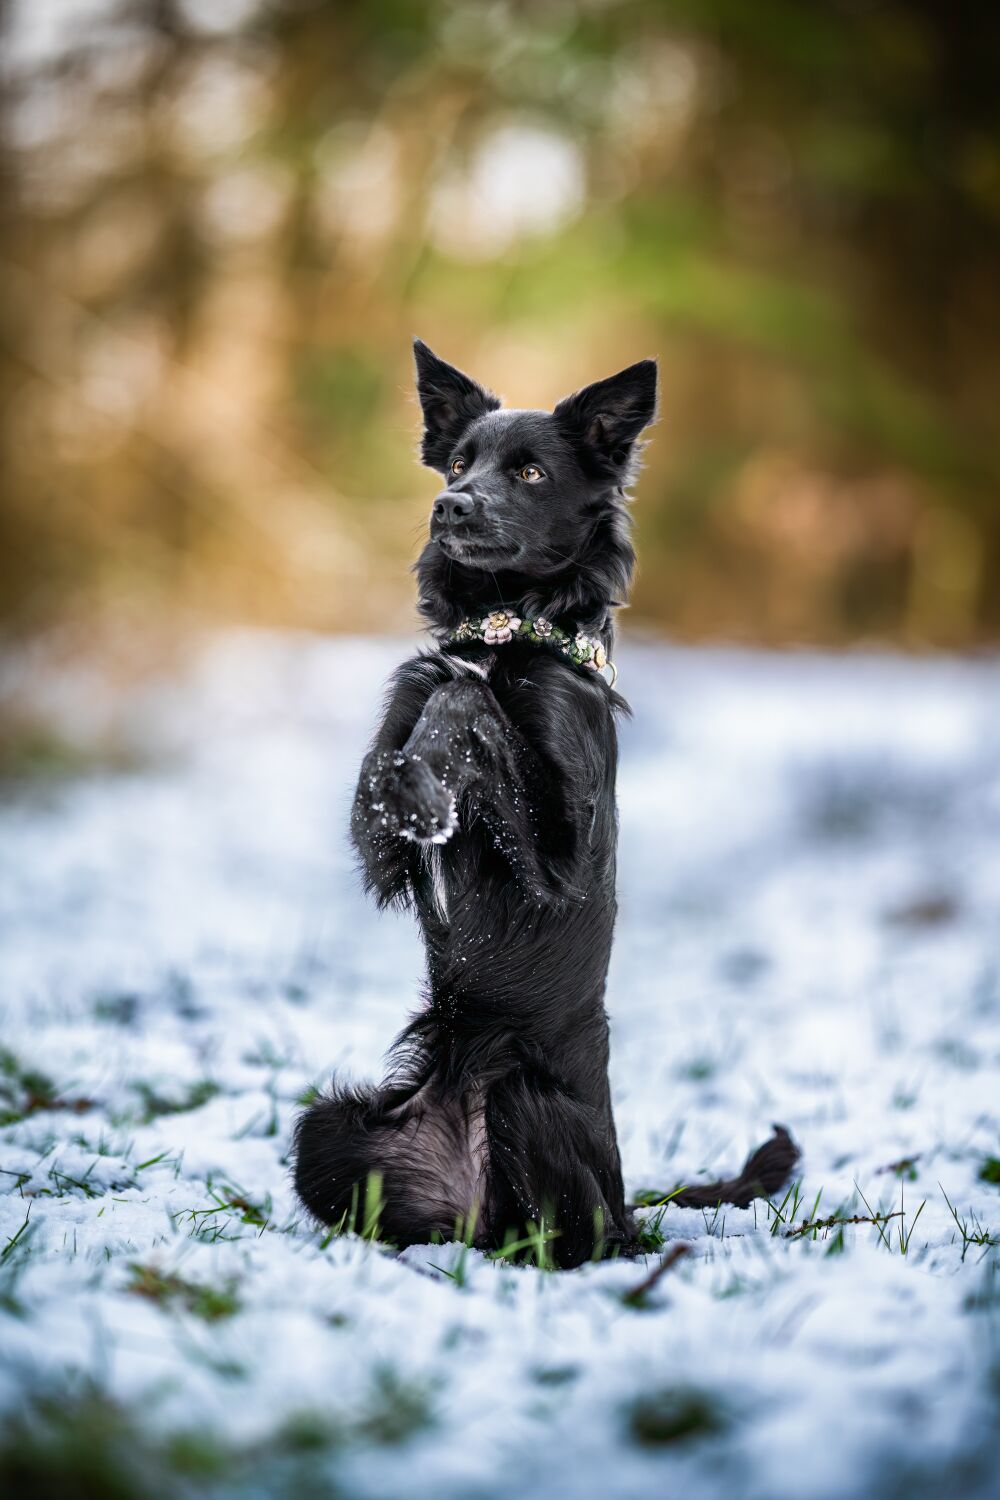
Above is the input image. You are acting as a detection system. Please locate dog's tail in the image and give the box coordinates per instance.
[643,1124,800,1211]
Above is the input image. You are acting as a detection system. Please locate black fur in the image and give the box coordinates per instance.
[293,341,799,1267]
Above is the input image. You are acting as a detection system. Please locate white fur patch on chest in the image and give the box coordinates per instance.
[447,653,491,681]
[426,844,449,922]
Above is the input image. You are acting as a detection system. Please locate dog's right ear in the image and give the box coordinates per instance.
[413,338,500,471]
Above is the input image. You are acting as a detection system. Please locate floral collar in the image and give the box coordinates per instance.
[448,608,618,687]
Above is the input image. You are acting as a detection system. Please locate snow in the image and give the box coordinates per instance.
[1,631,999,1497]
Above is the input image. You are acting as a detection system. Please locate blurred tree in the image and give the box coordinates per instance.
[0,0,997,647]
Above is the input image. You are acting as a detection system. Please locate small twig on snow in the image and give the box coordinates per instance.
[783,1210,903,1241]
[622,1242,690,1305]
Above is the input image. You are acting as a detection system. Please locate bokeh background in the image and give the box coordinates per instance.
[1,0,998,655]
[2,13,1000,1489]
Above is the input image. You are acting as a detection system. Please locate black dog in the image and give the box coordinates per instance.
[293,340,799,1266]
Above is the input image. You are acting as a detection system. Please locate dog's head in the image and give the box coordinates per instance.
[412,339,657,632]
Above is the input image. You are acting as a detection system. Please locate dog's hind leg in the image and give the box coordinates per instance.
[294,1082,486,1245]
[484,1069,635,1268]
[657,1125,801,1211]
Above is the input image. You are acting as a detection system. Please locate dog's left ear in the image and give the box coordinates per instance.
[553,359,658,474]
[413,338,501,472]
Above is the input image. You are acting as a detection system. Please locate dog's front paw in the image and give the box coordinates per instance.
[373,753,457,845]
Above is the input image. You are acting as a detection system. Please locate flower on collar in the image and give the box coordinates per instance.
[482,609,521,644]
[533,616,553,638]
[589,642,608,671]
[572,633,594,664]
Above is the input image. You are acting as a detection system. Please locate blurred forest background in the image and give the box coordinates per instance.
[1,0,998,653]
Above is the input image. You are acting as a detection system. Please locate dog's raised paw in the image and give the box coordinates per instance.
[381,755,457,844]
[398,790,457,845]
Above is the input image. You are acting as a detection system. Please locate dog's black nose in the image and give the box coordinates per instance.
[433,491,475,527]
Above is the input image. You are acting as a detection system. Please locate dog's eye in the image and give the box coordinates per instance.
[450,458,466,476]
[520,465,544,483]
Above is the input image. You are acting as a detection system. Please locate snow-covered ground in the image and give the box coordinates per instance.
[1,633,999,1498]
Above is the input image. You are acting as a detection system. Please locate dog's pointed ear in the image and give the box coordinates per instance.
[553,359,658,475]
[413,338,500,472]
